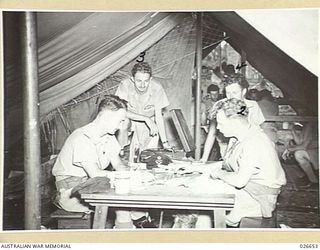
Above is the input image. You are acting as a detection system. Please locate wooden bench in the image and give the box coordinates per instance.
[240,215,277,228]
[50,209,92,229]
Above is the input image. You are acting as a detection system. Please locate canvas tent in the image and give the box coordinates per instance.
[4,11,318,152]
[3,10,318,230]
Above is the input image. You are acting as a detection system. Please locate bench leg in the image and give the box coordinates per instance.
[93,205,108,229]
[213,209,226,228]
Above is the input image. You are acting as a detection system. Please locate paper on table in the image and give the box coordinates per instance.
[131,175,235,196]
[187,175,235,195]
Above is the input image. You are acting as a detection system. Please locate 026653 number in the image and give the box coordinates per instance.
[300,244,319,249]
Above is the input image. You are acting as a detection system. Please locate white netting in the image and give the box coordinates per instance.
[53,13,226,113]
[41,13,231,151]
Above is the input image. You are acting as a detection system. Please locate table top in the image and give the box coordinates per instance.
[81,171,235,209]
[81,187,234,203]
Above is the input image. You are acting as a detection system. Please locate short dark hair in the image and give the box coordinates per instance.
[98,95,127,114]
[131,62,152,77]
[208,98,249,120]
[247,88,260,101]
[207,84,219,93]
[259,89,273,100]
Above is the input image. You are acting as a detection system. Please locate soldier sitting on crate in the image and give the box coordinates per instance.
[52,95,155,229]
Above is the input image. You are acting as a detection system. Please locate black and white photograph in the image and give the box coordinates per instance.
[2,9,319,233]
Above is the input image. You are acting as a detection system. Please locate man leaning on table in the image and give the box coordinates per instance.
[209,98,286,227]
[52,95,152,229]
[115,62,171,156]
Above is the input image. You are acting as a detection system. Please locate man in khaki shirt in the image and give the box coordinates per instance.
[211,98,286,227]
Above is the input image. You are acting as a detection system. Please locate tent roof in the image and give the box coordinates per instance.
[4,11,318,147]
[237,9,318,77]
[35,10,318,76]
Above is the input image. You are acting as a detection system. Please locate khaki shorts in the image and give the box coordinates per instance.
[244,181,281,218]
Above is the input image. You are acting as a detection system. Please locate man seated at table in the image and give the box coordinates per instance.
[209,98,287,227]
[52,95,152,229]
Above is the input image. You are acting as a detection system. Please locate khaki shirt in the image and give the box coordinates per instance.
[224,126,286,188]
[52,122,120,179]
[115,78,169,117]
[115,78,169,149]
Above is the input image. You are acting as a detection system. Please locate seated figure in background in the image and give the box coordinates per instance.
[203,84,223,118]
[282,122,319,188]
[257,89,279,117]
[200,84,224,161]
[246,88,260,101]
[210,98,287,227]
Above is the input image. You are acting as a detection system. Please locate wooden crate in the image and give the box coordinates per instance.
[50,209,92,229]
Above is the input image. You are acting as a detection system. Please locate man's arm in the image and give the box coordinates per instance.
[155,108,170,148]
[285,123,314,155]
[211,165,255,188]
[251,101,265,126]
[211,140,260,188]
[80,154,127,179]
[109,153,128,171]
[80,162,111,178]
[200,122,217,162]
[200,102,207,126]
[292,123,313,149]
[81,161,126,181]
[127,110,158,136]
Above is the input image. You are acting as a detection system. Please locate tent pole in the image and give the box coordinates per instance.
[21,12,41,230]
[194,12,203,161]
[241,49,247,76]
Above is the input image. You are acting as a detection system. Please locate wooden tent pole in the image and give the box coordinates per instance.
[21,12,41,230]
[195,12,203,160]
[241,49,247,76]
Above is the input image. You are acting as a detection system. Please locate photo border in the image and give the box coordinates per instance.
[0,0,319,243]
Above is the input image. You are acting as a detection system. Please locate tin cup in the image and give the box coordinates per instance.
[282,122,289,130]
[114,171,131,194]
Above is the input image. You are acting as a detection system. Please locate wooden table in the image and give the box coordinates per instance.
[81,185,235,229]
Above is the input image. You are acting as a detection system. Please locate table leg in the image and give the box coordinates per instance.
[159,210,164,228]
[93,205,108,229]
[213,209,226,228]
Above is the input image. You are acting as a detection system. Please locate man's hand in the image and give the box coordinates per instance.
[210,167,224,180]
[281,148,291,161]
[145,118,158,136]
[199,157,207,164]
[162,141,171,150]
[106,171,116,182]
